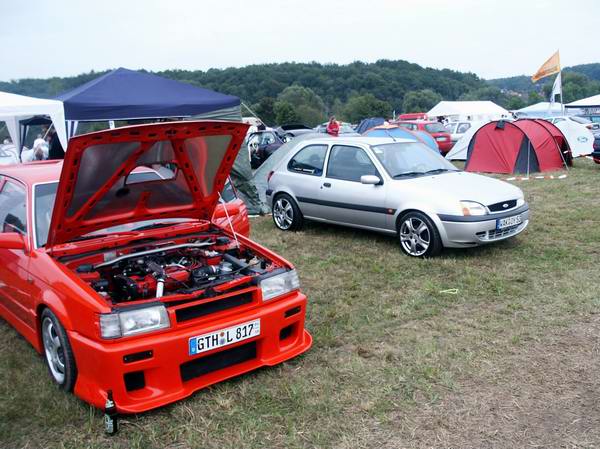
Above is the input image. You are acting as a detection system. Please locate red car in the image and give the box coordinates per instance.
[395,120,453,154]
[0,121,312,414]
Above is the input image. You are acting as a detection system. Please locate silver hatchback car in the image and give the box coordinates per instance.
[266,137,529,257]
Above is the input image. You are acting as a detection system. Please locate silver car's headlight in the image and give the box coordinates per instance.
[460,201,487,216]
[260,270,300,301]
[516,198,525,207]
[99,304,170,339]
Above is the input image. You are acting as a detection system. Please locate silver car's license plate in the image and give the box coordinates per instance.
[188,319,260,356]
[496,215,522,230]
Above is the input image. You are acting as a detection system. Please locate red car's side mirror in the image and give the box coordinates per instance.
[0,232,27,250]
[213,203,241,220]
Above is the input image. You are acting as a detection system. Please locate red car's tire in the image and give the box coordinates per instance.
[40,308,77,391]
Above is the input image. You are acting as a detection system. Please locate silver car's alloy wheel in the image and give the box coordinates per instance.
[273,197,294,230]
[42,316,66,384]
[400,217,430,256]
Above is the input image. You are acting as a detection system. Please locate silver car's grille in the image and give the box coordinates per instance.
[476,223,522,241]
[487,199,518,213]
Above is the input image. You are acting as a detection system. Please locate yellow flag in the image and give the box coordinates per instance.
[531,51,561,83]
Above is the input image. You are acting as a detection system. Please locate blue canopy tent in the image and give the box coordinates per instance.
[55,68,264,213]
[363,126,440,152]
[56,67,241,130]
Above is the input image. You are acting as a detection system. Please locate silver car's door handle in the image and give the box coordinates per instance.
[323,182,331,188]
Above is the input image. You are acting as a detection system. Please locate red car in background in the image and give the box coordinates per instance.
[0,121,311,414]
[395,120,453,154]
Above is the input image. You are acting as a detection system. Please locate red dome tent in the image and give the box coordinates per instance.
[464,119,568,174]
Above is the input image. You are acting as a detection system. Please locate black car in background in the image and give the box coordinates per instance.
[246,130,286,168]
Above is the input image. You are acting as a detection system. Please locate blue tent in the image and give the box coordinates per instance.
[363,127,439,152]
[56,68,241,122]
[355,117,385,134]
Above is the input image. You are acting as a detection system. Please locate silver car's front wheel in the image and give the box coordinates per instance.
[272,194,303,231]
[398,212,442,257]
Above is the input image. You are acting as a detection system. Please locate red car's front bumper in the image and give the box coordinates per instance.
[68,292,312,413]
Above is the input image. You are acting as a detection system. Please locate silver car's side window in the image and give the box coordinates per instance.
[326,145,379,182]
[287,144,328,176]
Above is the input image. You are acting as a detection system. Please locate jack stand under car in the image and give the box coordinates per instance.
[104,390,119,435]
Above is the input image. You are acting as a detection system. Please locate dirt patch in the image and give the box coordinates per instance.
[387,316,600,449]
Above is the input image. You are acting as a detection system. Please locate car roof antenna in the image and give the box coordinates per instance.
[218,193,240,249]
[383,129,397,142]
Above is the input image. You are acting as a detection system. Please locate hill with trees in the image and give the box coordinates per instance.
[2,60,599,126]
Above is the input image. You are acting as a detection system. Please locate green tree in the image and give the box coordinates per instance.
[402,89,442,113]
[251,97,276,126]
[341,94,391,123]
[275,85,326,126]
[527,91,544,105]
[274,101,300,125]
[505,95,526,110]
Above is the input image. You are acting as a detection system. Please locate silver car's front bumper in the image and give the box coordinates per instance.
[438,205,529,248]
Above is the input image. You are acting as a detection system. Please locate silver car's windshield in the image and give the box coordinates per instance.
[370,142,458,178]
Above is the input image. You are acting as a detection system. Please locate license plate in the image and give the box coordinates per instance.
[188,319,260,356]
[496,215,522,230]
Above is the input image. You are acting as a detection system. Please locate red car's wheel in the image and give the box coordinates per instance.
[41,308,77,391]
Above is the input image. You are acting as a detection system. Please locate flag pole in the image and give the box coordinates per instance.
[559,69,564,115]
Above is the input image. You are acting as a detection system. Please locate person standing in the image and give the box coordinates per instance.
[47,128,65,160]
[326,116,340,137]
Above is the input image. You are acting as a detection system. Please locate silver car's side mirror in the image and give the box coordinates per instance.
[360,175,381,185]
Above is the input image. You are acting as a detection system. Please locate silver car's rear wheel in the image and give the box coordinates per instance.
[398,211,442,257]
[272,194,303,231]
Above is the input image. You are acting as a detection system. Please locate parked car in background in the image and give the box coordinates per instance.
[592,132,600,164]
[548,116,600,131]
[266,137,528,257]
[445,121,472,143]
[314,122,360,136]
[275,124,314,141]
[0,121,312,413]
[394,120,453,154]
[0,144,19,165]
[245,130,286,168]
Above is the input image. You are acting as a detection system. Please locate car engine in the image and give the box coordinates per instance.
[69,236,272,304]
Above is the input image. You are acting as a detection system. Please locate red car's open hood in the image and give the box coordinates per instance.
[46,121,248,247]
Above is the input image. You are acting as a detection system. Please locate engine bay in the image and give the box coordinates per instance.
[62,233,277,305]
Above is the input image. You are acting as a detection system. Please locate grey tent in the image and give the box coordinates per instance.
[252,133,323,207]
[231,147,269,215]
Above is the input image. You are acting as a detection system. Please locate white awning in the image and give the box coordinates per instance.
[0,91,67,153]
[427,101,510,120]
[565,94,600,108]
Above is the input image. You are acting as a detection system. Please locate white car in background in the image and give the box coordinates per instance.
[548,116,599,131]
[0,144,19,165]
[445,121,473,143]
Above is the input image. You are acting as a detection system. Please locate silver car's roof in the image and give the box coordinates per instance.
[290,136,417,147]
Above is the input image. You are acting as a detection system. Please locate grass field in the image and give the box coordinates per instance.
[1,159,600,449]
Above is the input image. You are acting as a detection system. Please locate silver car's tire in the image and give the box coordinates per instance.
[397,211,442,257]
[41,309,77,391]
[272,194,303,231]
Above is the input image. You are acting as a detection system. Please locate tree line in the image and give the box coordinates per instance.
[1,60,599,127]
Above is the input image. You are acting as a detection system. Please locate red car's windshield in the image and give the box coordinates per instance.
[424,123,447,133]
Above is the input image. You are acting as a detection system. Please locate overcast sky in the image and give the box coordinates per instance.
[2,0,599,82]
